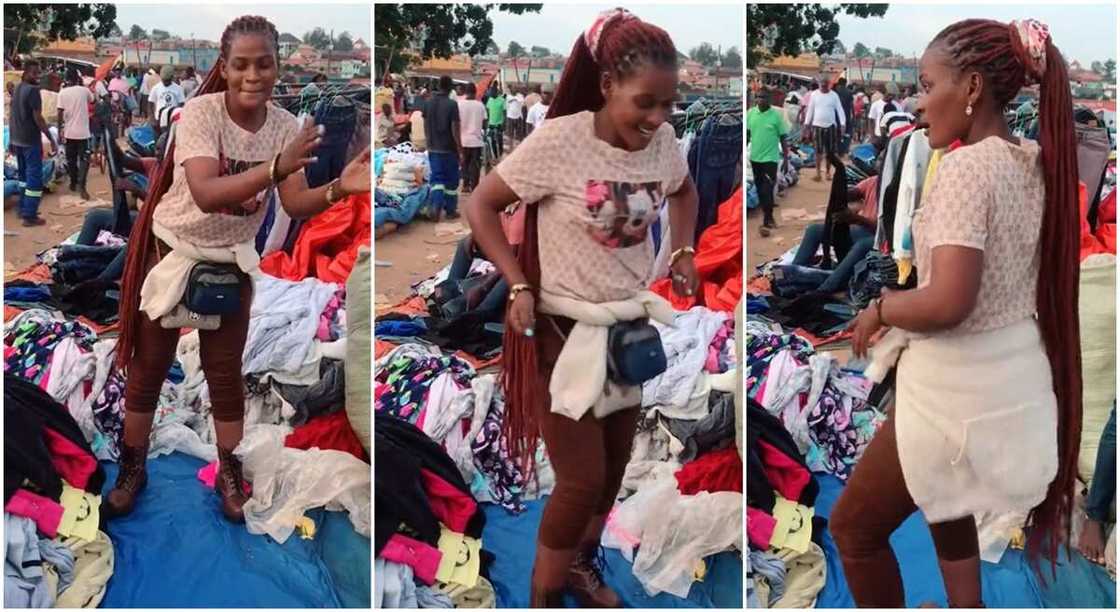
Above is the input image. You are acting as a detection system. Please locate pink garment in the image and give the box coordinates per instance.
[381,533,442,585]
[317,293,343,341]
[196,461,251,494]
[42,427,97,490]
[747,506,777,550]
[6,490,64,538]
[705,322,733,372]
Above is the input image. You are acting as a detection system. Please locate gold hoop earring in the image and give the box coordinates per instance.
[965,103,973,116]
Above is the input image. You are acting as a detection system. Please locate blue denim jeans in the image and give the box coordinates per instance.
[306,101,357,188]
[793,223,875,293]
[1086,405,1116,522]
[448,238,508,313]
[688,117,742,239]
[428,151,461,217]
[76,207,134,282]
[13,142,43,219]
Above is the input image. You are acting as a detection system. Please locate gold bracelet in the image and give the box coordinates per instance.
[325,178,343,205]
[508,283,532,302]
[269,152,281,187]
[670,246,696,267]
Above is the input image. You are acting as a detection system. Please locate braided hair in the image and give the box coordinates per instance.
[219,15,279,60]
[116,15,279,370]
[931,19,1081,578]
[502,13,679,474]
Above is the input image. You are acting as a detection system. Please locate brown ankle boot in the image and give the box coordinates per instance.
[568,545,621,608]
[104,442,149,518]
[529,584,565,608]
[215,447,249,523]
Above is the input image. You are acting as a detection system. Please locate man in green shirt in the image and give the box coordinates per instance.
[747,94,789,236]
[485,85,507,158]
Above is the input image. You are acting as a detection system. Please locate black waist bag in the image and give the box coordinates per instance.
[606,318,667,387]
[185,263,242,315]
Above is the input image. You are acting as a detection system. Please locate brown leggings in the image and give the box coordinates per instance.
[830,417,980,607]
[535,315,640,550]
[124,241,253,423]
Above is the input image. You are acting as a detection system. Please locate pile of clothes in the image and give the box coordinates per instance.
[375,142,433,234]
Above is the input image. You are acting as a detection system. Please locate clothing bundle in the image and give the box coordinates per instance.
[651,189,743,312]
[374,143,433,233]
[260,192,371,285]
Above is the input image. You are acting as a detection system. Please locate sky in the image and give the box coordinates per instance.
[111,3,371,43]
[487,4,742,58]
[833,3,1116,67]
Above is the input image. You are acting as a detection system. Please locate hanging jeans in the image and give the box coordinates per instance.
[64,138,90,191]
[751,161,778,225]
[793,224,875,293]
[306,101,357,188]
[13,142,44,220]
[1086,405,1117,523]
[429,151,460,217]
[688,117,742,240]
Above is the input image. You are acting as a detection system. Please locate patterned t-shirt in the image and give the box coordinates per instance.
[496,110,689,302]
[152,92,300,247]
[913,135,1044,334]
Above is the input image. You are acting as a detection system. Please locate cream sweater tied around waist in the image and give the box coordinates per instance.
[537,289,676,421]
[138,220,262,321]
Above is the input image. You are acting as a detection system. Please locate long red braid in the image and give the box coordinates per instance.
[501,13,679,473]
[116,16,280,369]
[932,19,1081,578]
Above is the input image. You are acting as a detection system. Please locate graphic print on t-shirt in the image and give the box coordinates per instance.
[584,179,664,248]
[217,135,269,217]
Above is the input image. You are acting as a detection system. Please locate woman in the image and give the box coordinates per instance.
[108,15,371,523]
[836,19,1080,607]
[465,9,700,607]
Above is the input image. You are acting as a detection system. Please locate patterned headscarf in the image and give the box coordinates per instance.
[1009,19,1051,84]
[583,8,637,62]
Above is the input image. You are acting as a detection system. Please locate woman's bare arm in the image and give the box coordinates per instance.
[880,245,983,332]
[464,171,527,287]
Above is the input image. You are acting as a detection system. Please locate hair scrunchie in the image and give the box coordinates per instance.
[1009,19,1050,84]
[583,8,637,62]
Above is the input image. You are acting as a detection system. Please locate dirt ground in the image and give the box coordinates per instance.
[373,218,466,310]
[4,166,115,279]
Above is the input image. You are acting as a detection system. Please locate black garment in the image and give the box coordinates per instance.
[374,414,486,554]
[819,161,853,269]
[835,85,854,125]
[64,138,90,190]
[663,391,735,462]
[879,133,913,250]
[751,161,779,225]
[274,359,345,426]
[10,83,42,147]
[4,374,106,503]
[423,92,460,154]
[55,281,120,325]
[747,398,818,515]
[766,293,856,335]
[461,146,482,191]
[422,310,503,360]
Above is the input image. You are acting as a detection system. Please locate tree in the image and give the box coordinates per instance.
[853,42,870,58]
[690,42,719,67]
[1105,59,1116,82]
[4,3,117,58]
[336,31,354,52]
[721,46,743,69]
[486,41,501,56]
[128,24,147,40]
[109,22,122,38]
[745,3,888,69]
[374,3,542,76]
[530,45,550,58]
[1091,60,1105,75]
[303,27,332,50]
[507,41,525,57]
[151,28,171,42]
[831,39,847,55]
[874,46,893,59]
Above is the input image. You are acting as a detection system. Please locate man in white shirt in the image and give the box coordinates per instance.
[457,82,487,192]
[525,90,551,134]
[802,78,845,181]
[148,65,185,130]
[505,91,524,144]
[56,69,96,198]
[140,68,161,118]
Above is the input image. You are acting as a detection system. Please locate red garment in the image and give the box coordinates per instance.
[747,506,777,550]
[260,192,372,283]
[652,188,742,312]
[675,447,743,494]
[284,411,367,461]
[756,439,811,502]
[381,533,442,585]
[1079,181,1116,260]
[420,468,478,534]
[42,427,98,491]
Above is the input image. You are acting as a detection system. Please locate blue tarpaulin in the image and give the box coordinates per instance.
[100,452,370,608]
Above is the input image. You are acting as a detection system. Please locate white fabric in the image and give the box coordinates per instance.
[526,103,548,130]
[868,99,887,135]
[139,220,262,321]
[421,372,466,442]
[237,425,370,543]
[888,318,1058,523]
[506,95,523,119]
[602,475,742,597]
[45,336,95,416]
[243,275,338,375]
[148,82,185,117]
[538,289,676,420]
[803,90,845,129]
[444,375,497,484]
[642,307,731,416]
[457,99,486,148]
[892,129,931,265]
[56,86,95,140]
